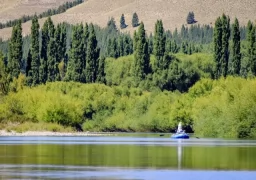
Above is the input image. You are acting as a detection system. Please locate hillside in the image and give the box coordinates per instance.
[0,0,71,23]
[1,0,256,40]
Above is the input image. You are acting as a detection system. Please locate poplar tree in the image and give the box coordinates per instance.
[220,14,230,77]
[133,22,149,81]
[86,24,100,83]
[230,18,241,75]
[153,20,166,71]
[47,37,57,82]
[214,17,223,79]
[96,56,106,84]
[40,19,49,83]
[246,21,256,75]
[30,15,40,85]
[65,24,84,82]
[26,49,33,86]
[8,20,23,79]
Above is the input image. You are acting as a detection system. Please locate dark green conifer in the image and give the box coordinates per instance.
[133,22,150,82]
[30,15,40,85]
[230,18,241,75]
[132,12,139,27]
[86,24,100,83]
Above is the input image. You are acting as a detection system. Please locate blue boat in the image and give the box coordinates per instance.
[171,122,190,139]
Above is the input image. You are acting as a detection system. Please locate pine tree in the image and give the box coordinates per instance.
[153,20,166,71]
[230,18,241,75]
[86,24,100,83]
[132,12,139,27]
[133,22,150,82]
[8,20,23,79]
[30,15,40,85]
[120,14,127,29]
[187,12,195,24]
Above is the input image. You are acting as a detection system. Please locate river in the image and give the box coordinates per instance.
[0,134,256,179]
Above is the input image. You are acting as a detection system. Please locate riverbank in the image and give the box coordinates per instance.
[0,130,114,136]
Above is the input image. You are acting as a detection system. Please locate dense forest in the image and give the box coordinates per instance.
[0,13,256,138]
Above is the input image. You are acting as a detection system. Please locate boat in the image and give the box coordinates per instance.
[171,122,189,139]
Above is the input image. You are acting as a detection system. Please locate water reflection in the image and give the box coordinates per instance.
[0,136,256,179]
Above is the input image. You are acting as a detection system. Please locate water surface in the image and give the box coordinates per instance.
[0,134,255,179]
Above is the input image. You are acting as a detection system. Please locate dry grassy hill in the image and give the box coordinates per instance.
[1,0,256,40]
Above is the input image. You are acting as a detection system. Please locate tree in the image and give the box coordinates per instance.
[120,14,127,29]
[40,19,49,84]
[65,24,84,82]
[214,14,230,78]
[96,56,106,84]
[132,12,139,27]
[246,21,256,76]
[153,20,166,71]
[133,22,150,82]
[8,20,23,79]
[0,51,9,95]
[230,18,241,75]
[220,14,230,77]
[107,17,117,32]
[47,37,57,82]
[187,12,195,24]
[86,24,100,83]
[30,15,40,86]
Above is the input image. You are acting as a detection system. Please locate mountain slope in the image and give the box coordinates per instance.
[1,0,256,40]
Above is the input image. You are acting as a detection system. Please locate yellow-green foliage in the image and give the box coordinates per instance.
[105,55,133,87]
[1,77,256,138]
[190,77,256,138]
[0,81,182,132]
[174,53,215,78]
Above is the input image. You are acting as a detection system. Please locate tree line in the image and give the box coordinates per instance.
[0,0,84,30]
[1,14,256,95]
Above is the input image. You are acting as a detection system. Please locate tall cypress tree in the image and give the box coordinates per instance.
[230,18,241,75]
[30,15,40,85]
[220,14,230,77]
[153,20,166,71]
[214,17,223,79]
[86,24,100,83]
[8,20,23,79]
[133,22,150,82]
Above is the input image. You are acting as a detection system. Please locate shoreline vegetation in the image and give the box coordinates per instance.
[0,8,256,139]
[0,130,114,136]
